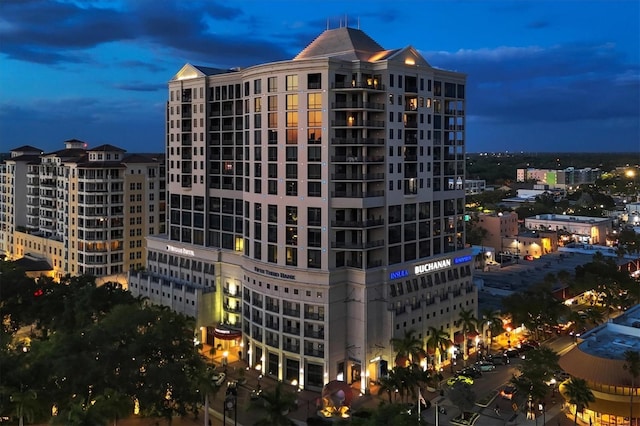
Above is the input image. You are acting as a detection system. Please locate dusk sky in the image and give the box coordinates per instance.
[1,0,638,154]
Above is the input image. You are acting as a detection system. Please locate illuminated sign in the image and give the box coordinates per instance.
[414,258,451,275]
[389,269,409,280]
[254,266,295,280]
[166,245,195,257]
[454,255,473,264]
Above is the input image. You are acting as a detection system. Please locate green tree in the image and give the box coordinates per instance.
[9,388,39,426]
[456,308,477,365]
[623,350,640,426]
[563,378,595,425]
[511,347,560,400]
[425,327,450,371]
[253,382,298,426]
[446,380,476,419]
[390,329,425,367]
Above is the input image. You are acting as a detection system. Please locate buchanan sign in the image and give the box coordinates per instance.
[414,258,451,275]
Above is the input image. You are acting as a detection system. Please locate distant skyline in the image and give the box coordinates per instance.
[0,0,638,154]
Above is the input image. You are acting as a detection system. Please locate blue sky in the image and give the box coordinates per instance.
[0,0,638,154]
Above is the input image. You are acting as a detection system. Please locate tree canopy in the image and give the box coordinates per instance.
[0,263,210,426]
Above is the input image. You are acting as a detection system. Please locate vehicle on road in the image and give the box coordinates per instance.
[475,361,496,372]
[485,354,506,365]
[213,372,226,386]
[446,375,474,386]
[499,385,517,400]
[250,388,263,400]
[456,366,482,378]
[504,348,520,358]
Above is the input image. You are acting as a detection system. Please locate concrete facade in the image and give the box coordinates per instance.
[129,27,477,392]
[0,140,165,282]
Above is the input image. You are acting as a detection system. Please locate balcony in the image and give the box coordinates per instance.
[331,240,384,249]
[304,348,324,358]
[331,137,385,146]
[283,308,300,317]
[332,101,385,110]
[283,326,300,335]
[304,329,325,339]
[331,173,384,181]
[331,120,385,128]
[265,321,279,331]
[304,312,325,321]
[331,155,385,163]
[332,81,385,90]
[224,304,241,313]
[283,342,300,353]
[331,218,384,228]
[331,190,385,198]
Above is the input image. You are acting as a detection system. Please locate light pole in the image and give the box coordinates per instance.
[538,401,546,425]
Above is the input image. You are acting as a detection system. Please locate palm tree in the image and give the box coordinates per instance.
[479,309,502,355]
[9,388,39,426]
[425,326,450,371]
[390,329,425,367]
[624,350,640,426]
[253,382,298,426]
[456,308,477,365]
[563,377,595,425]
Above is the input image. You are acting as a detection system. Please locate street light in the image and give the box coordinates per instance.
[475,336,480,361]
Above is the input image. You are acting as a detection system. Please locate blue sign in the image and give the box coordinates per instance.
[389,269,409,280]
[453,255,473,264]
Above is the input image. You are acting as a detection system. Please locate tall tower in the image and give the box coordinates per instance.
[130,27,475,392]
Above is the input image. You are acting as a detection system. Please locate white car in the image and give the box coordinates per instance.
[213,372,226,386]
[475,361,496,372]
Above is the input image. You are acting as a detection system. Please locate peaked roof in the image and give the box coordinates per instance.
[294,27,386,62]
[90,144,126,152]
[11,145,43,153]
[171,63,237,81]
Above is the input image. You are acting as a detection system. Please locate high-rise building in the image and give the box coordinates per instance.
[0,139,165,283]
[129,27,475,392]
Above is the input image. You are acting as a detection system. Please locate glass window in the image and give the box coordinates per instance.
[254,97,262,112]
[286,75,298,91]
[268,77,277,92]
[286,94,298,110]
[307,93,322,109]
[308,111,322,127]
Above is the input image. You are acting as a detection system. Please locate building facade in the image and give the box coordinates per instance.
[0,140,165,283]
[516,167,603,189]
[559,305,640,426]
[524,214,612,245]
[475,211,519,254]
[129,27,476,392]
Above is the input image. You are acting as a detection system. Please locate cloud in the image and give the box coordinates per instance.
[112,82,164,92]
[0,97,165,152]
[424,42,640,127]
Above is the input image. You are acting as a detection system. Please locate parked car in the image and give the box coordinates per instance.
[475,361,496,372]
[504,348,520,358]
[456,366,482,379]
[484,354,506,365]
[499,385,517,400]
[446,375,474,386]
[213,372,226,386]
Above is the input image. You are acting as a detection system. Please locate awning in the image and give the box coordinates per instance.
[212,327,242,340]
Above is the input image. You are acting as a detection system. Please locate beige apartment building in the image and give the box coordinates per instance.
[0,140,165,283]
[475,211,519,253]
[129,27,476,392]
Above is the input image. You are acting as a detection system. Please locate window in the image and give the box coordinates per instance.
[286,164,298,179]
[286,147,297,161]
[254,97,262,112]
[268,77,277,92]
[286,206,297,225]
[307,73,321,89]
[286,181,297,196]
[286,247,297,266]
[308,228,321,247]
[254,79,262,94]
[307,164,321,179]
[308,249,321,268]
[268,180,277,194]
[308,207,321,226]
[308,111,322,127]
[286,94,298,110]
[307,93,322,109]
[308,146,321,162]
[286,75,298,91]
[268,95,277,111]
[268,113,277,128]
[268,244,277,263]
[308,181,321,197]
[286,112,298,127]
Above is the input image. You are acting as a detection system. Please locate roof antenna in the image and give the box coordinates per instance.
[326,18,329,30]
[358,16,360,29]
[345,14,348,28]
